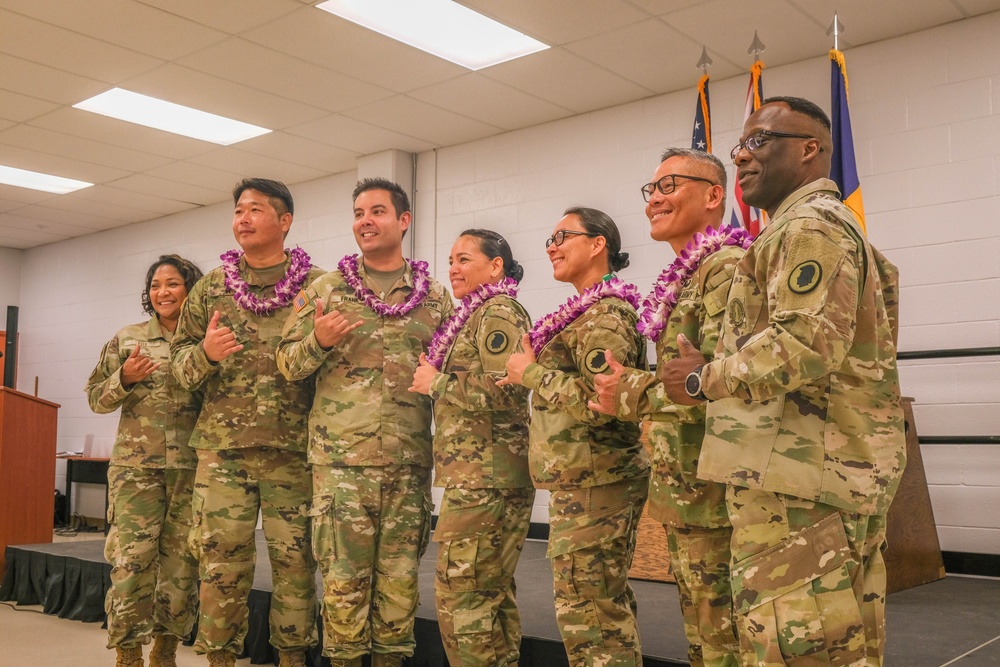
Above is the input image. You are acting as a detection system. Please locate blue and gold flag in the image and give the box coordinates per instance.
[830,48,866,233]
[691,74,711,152]
[731,60,764,236]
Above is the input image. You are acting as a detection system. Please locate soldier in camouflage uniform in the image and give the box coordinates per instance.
[171,179,325,667]
[590,149,745,667]
[276,178,453,667]
[87,254,204,667]
[502,208,649,667]
[408,229,534,667]
[661,97,905,666]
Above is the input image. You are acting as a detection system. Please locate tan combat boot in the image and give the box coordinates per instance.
[206,650,235,667]
[148,635,179,667]
[371,653,404,667]
[328,658,363,667]
[277,650,307,667]
[115,646,143,667]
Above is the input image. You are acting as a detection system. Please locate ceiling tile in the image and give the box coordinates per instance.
[0,9,164,83]
[241,8,466,93]
[0,143,130,184]
[140,161,247,194]
[73,184,201,216]
[342,96,501,146]
[42,192,164,223]
[186,148,328,186]
[408,74,574,130]
[177,37,393,112]
[109,174,225,206]
[284,115,435,155]
[0,54,107,105]
[787,0,967,49]
[0,89,60,123]
[236,132,360,173]
[0,184,53,205]
[483,48,653,114]
[0,124,174,172]
[0,0,228,60]
[461,0,650,44]
[135,0,307,34]
[120,63,330,130]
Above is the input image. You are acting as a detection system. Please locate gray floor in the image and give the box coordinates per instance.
[5,532,999,666]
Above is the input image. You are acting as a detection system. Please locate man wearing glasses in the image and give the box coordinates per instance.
[662,97,905,666]
[589,148,746,667]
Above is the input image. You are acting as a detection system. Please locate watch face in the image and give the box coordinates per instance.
[685,371,701,397]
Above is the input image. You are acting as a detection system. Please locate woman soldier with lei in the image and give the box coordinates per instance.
[409,229,534,667]
[85,254,203,667]
[501,208,650,667]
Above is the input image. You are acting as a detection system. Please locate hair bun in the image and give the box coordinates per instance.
[612,251,630,272]
[507,261,524,283]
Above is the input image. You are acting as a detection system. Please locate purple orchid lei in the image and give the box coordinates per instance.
[338,253,431,317]
[426,277,519,370]
[221,247,312,316]
[636,225,753,343]
[528,276,642,356]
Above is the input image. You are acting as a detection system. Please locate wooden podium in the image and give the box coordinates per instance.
[0,387,59,576]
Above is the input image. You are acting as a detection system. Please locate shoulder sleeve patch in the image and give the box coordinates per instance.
[585,348,609,374]
[788,260,823,294]
[293,289,309,312]
[485,330,509,354]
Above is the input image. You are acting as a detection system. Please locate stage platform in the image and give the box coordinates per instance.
[3,534,999,666]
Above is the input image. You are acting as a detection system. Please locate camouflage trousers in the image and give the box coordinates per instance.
[548,476,649,667]
[663,524,739,667]
[434,486,535,667]
[104,465,198,649]
[311,464,433,661]
[727,487,889,667]
[189,447,317,654]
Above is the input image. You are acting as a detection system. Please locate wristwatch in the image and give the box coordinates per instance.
[684,365,707,401]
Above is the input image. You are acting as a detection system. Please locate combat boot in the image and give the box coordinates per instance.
[328,658,362,667]
[148,635,179,667]
[277,650,307,667]
[371,653,404,667]
[115,646,143,667]
[207,650,235,667]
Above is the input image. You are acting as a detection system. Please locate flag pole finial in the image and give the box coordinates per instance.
[827,13,845,51]
[748,31,766,60]
[696,46,713,74]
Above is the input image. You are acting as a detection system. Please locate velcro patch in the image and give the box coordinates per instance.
[293,289,309,312]
[788,260,823,294]
[585,349,609,374]
[485,330,509,354]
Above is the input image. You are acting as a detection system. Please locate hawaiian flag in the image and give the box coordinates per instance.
[830,49,866,233]
[730,60,765,236]
[691,74,711,152]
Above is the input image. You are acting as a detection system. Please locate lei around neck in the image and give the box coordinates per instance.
[426,278,519,370]
[337,253,431,317]
[636,225,753,342]
[528,276,641,356]
[221,247,312,316]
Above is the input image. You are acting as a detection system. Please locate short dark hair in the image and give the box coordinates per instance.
[762,96,831,132]
[563,206,630,273]
[353,178,410,217]
[141,255,203,316]
[233,178,294,217]
[459,229,524,282]
[658,147,728,194]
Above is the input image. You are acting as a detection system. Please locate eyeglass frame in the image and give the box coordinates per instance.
[640,174,717,202]
[545,229,598,249]
[730,130,817,160]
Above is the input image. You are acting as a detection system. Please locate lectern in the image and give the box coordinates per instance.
[0,387,59,576]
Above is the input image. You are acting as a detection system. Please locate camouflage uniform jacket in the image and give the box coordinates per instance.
[614,246,743,528]
[429,295,532,489]
[276,261,453,468]
[170,254,326,452]
[86,317,201,469]
[523,296,650,490]
[699,179,905,515]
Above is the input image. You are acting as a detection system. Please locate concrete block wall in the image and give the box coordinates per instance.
[8,12,1000,553]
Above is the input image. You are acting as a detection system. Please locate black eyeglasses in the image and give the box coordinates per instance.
[545,230,597,248]
[730,130,816,160]
[640,174,717,202]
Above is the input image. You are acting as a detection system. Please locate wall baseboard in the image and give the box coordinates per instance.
[941,551,1000,578]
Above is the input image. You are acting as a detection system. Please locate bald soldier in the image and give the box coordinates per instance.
[661,97,905,666]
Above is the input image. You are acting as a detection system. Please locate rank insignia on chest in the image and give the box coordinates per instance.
[728,298,746,327]
[485,330,509,354]
[585,349,609,374]
[789,260,823,294]
[293,290,308,312]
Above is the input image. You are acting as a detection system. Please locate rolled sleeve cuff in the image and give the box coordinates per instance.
[428,371,449,400]
[521,363,545,391]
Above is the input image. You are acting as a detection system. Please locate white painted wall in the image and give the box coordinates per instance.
[12,12,999,554]
[0,247,22,311]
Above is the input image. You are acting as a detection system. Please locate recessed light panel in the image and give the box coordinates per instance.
[0,165,92,194]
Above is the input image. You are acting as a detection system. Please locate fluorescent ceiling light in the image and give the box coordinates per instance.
[74,88,271,146]
[316,0,548,70]
[0,165,92,194]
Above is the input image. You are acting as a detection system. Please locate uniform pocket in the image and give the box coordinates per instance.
[309,494,337,564]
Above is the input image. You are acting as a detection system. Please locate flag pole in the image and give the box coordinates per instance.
[697,46,712,76]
